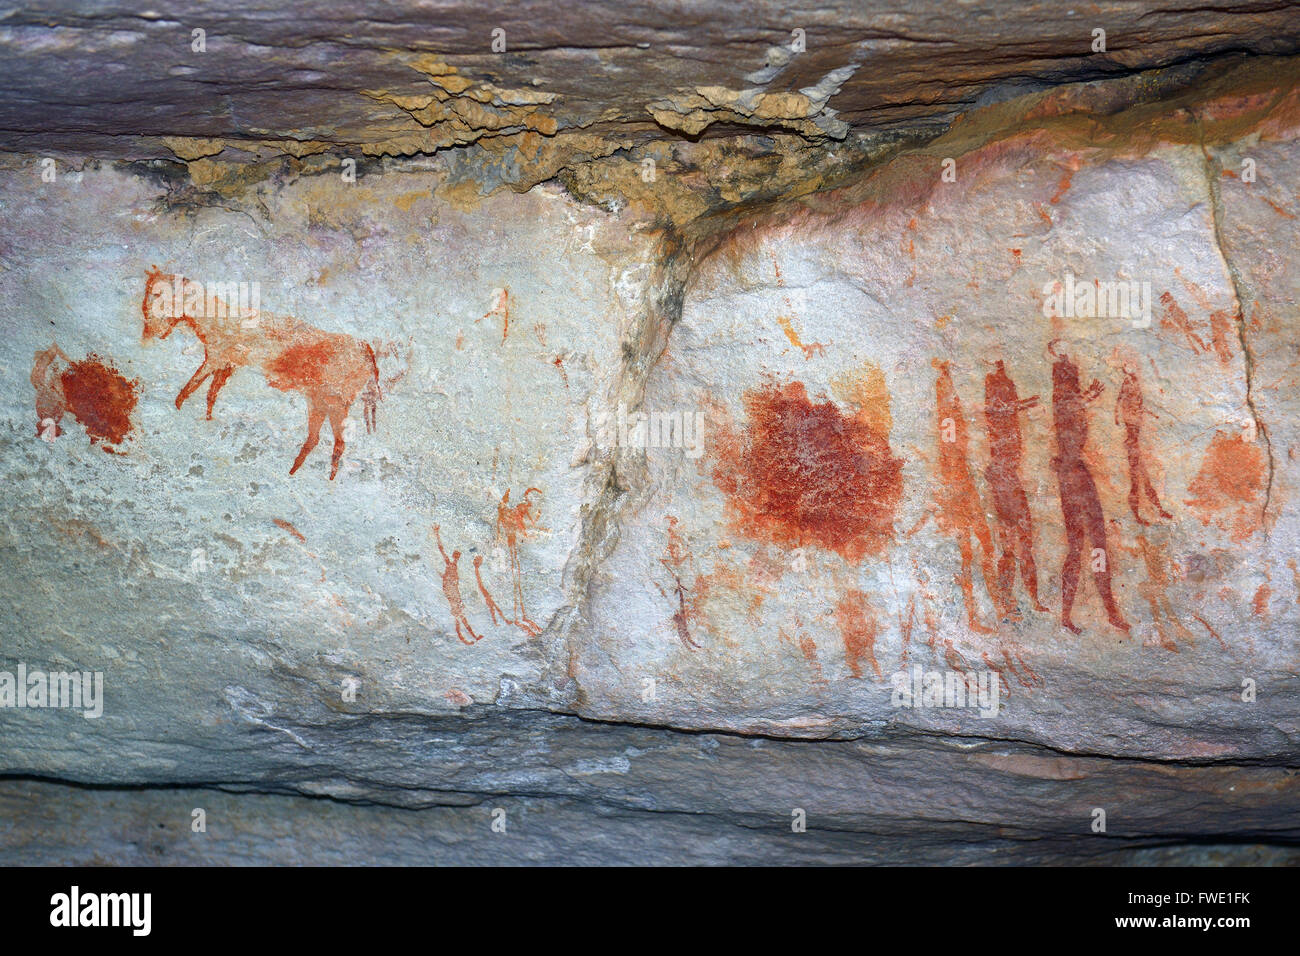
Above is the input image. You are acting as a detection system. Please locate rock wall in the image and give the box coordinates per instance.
[1,5,1298,864]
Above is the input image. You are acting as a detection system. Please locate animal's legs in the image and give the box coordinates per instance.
[364,392,377,433]
[175,360,212,409]
[205,366,234,420]
[327,406,347,480]
[289,401,325,476]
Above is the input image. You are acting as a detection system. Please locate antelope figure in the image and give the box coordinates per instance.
[141,268,381,479]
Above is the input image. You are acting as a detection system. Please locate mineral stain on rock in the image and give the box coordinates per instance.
[31,345,139,451]
[712,380,903,563]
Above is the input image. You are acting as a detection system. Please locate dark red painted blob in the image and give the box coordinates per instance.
[59,355,138,449]
[267,340,337,392]
[712,380,903,563]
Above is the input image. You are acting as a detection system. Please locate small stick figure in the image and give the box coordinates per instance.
[496,488,543,636]
[433,525,481,645]
[479,287,511,343]
[473,553,511,628]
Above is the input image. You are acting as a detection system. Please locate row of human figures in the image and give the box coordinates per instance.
[931,344,1170,636]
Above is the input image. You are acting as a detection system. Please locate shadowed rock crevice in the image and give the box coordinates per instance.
[1196,140,1277,529]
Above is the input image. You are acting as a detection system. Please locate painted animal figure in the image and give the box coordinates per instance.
[140,268,381,479]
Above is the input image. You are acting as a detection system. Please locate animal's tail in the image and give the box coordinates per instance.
[362,342,382,434]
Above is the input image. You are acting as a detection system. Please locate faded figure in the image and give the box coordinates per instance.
[31,343,70,438]
[1112,521,1195,652]
[932,359,1000,633]
[1114,356,1172,525]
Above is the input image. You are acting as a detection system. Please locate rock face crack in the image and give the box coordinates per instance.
[1197,132,1277,531]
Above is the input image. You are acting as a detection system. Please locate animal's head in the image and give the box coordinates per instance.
[141,266,197,341]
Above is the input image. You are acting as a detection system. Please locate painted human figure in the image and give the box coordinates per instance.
[496,488,542,636]
[983,360,1049,617]
[1050,348,1129,634]
[472,554,511,628]
[433,525,480,645]
[933,359,1000,632]
[1115,363,1172,525]
[658,516,701,650]
[1111,522,1193,651]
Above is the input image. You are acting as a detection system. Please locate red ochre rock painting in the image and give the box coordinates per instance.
[1112,526,1196,652]
[433,524,481,646]
[140,268,383,480]
[1049,347,1129,635]
[657,515,702,651]
[428,489,546,647]
[711,380,904,564]
[272,518,307,543]
[931,359,1001,633]
[1186,431,1268,542]
[694,351,1253,666]
[834,589,882,679]
[31,344,139,452]
[496,488,543,637]
[983,359,1049,617]
[1115,361,1173,526]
